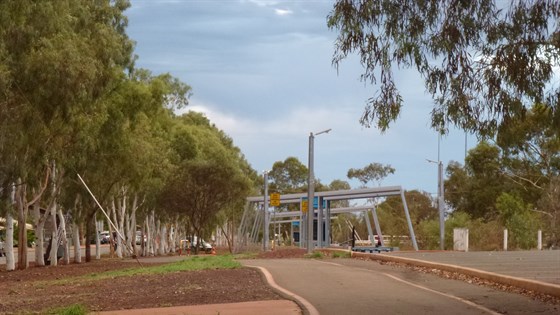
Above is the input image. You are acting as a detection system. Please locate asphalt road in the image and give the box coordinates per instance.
[242,258,559,315]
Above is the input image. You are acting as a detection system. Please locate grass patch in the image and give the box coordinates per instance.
[45,255,241,286]
[305,251,324,259]
[233,251,259,259]
[44,304,88,315]
[331,251,351,258]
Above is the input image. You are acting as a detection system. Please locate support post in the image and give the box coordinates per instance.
[325,201,331,246]
[538,230,542,250]
[372,207,384,247]
[318,197,323,248]
[364,209,375,246]
[307,133,315,253]
[503,229,508,251]
[401,190,419,250]
[263,172,269,251]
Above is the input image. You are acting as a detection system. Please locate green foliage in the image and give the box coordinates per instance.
[159,113,253,239]
[328,180,351,208]
[12,225,35,247]
[328,0,560,136]
[50,255,241,285]
[417,219,440,250]
[268,157,308,194]
[496,193,540,250]
[347,163,395,186]
[377,190,437,236]
[445,142,510,220]
[439,212,502,251]
[45,304,88,315]
[331,251,351,258]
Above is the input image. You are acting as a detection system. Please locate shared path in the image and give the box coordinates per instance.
[241,250,560,315]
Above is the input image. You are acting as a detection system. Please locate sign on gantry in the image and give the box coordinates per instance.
[270,193,280,206]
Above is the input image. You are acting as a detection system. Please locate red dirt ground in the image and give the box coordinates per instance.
[0,248,306,314]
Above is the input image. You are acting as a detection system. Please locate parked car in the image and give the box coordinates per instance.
[192,239,213,254]
[100,231,110,244]
[135,231,146,245]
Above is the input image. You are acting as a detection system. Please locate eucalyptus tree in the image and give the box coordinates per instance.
[213,129,258,253]
[497,104,559,244]
[77,70,189,260]
[328,1,559,136]
[0,0,134,270]
[377,190,437,247]
[268,157,308,194]
[159,113,253,253]
[445,142,508,220]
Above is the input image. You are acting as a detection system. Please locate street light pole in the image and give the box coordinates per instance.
[426,158,445,250]
[263,171,269,251]
[438,161,445,250]
[307,128,331,254]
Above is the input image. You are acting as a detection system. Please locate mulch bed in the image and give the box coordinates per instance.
[0,255,287,314]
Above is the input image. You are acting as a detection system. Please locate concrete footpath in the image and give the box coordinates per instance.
[355,250,560,298]
[242,251,560,315]
[383,250,560,285]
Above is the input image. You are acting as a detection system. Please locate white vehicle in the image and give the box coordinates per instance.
[191,237,213,254]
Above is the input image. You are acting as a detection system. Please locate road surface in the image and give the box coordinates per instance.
[242,258,559,315]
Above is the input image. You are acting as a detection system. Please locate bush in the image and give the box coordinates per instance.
[496,193,541,250]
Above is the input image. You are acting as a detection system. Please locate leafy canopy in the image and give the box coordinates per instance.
[328,0,560,136]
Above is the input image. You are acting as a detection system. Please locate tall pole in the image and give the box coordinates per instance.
[307,132,315,253]
[438,161,445,250]
[306,128,331,254]
[263,171,269,251]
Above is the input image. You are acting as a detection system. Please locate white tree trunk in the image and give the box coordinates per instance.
[117,187,127,258]
[130,194,138,256]
[155,219,162,255]
[15,179,29,270]
[49,203,58,266]
[169,224,175,254]
[32,203,46,267]
[110,199,118,258]
[148,210,156,256]
[5,213,15,271]
[142,217,148,257]
[73,222,81,263]
[58,209,70,265]
[95,230,101,260]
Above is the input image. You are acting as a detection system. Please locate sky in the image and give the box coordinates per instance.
[125,0,477,196]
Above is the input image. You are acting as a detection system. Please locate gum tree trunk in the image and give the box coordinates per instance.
[5,213,15,271]
[58,209,69,265]
[73,222,81,263]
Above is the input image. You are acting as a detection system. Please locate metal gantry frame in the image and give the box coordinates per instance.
[234,186,419,253]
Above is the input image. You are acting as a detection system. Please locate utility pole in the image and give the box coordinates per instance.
[307,128,331,254]
[263,171,269,251]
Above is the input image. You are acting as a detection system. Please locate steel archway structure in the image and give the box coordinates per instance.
[234,186,418,253]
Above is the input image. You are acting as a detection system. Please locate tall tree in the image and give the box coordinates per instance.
[445,142,508,220]
[268,157,308,194]
[328,1,559,136]
[497,104,559,245]
[0,0,134,269]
